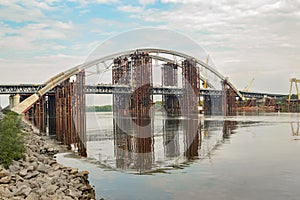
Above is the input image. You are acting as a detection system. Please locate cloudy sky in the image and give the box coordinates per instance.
[0,0,300,105]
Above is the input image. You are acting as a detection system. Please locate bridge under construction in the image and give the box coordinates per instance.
[0,48,294,156]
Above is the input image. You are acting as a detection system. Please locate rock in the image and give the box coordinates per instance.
[48,193,63,200]
[37,163,47,173]
[64,167,73,172]
[27,165,35,172]
[15,174,24,182]
[25,171,39,179]
[19,169,28,177]
[80,170,89,176]
[48,159,57,166]
[0,169,10,178]
[46,184,58,195]
[65,187,82,199]
[70,168,78,174]
[29,181,39,189]
[0,186,13,198]
[37,155,46,162]
[23,187,32,196]
[11,160,21,168]
[9,164,21,173]
[48,171,61,177]
[0,175,11,184]
[61,196,73,200]
[52,163,62,171]
[14,185,32,196]
[28,156,37,163]
[25,192,39,200]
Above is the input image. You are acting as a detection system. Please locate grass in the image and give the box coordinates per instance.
[0,111,25,168]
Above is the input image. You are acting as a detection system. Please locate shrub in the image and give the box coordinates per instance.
[0,111,25,168]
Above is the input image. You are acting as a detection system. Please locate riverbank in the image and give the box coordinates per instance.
[0,119,96,200]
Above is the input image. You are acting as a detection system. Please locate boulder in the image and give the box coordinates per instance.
[37,163,47,173]
[0,169,10,178]
[25,192,40,200]
[19,169,28,177]
[0,175,11,184]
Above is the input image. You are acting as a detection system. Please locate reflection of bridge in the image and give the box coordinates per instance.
[0,48,286,156]
[87,116,237,173]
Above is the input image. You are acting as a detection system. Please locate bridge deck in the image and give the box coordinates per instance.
[0,84,287,99]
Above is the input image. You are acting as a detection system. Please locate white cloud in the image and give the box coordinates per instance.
[116,0,300,92]
[139,0,156,5]
[117,5,145,13]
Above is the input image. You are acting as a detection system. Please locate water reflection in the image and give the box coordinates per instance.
[86,112,237,174]
[291,122,300,136]
[183,116,200,159]
[163,119,180,158]
[113,116,154,172]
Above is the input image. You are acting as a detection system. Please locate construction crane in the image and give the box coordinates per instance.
[288,78,300,101]
[203,54,209,89]
[243,78,254,92]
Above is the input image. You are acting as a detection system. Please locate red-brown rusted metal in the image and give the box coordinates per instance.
[162,63,180,115]
[182,59,200,115]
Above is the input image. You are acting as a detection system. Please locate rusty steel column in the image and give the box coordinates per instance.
[38,96,46,133]
[221,80,236,116]
[53,70,86,156]
[182,59,200,115]
[131,52,153,172]
[48,95,56,136]
[112,52,154,172]
[130,52,153,118]
[162,63,180,115]
[112,57,131,117]
[181,59,201,159]
[73,70,87,156]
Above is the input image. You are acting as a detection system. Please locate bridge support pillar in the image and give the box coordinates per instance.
[9,94,20,109]
[112,52,154,172]
[203,95,211,115]
[48,95,56,136]
[112,57,132,116]
[54,70,86,156]
[131,52,153,118]
[162,63,180,115]
[182,59,200,115]
[222,81,236,116]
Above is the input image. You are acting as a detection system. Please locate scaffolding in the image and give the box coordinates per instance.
[162,62,180,115]
[182,59,200,115]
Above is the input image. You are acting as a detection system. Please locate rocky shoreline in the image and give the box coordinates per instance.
[0,120,96,200]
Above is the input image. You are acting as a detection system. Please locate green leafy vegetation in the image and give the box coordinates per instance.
[0,111,25,168]
[86,105,112,112]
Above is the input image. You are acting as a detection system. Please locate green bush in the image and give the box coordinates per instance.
[0,111,25,168]
[86,105,112,112]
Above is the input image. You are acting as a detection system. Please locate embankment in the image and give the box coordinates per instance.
[0,118,96,200]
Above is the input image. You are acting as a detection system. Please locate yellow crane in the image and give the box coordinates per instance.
[243,78,254,92]
[288,78,300,101]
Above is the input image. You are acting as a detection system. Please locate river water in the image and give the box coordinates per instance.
[56,112,300,200]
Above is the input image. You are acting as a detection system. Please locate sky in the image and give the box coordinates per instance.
[0,0,300,106]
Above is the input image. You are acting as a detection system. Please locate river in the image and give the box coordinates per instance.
[56,112,300,200]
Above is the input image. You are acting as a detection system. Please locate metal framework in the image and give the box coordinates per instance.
[287,78,300,112]
[11,48,246,115]
[6,48,273,158]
